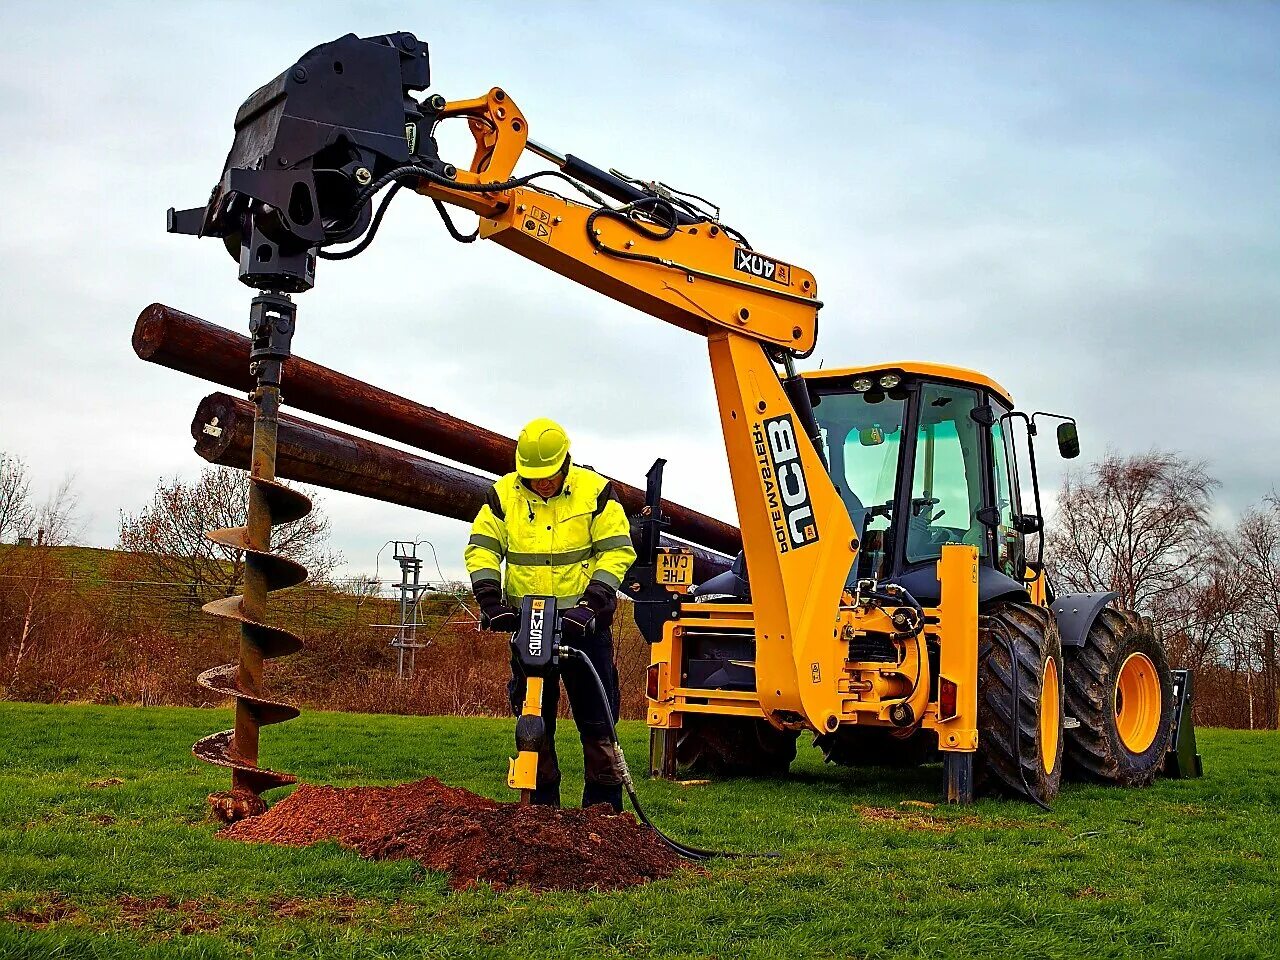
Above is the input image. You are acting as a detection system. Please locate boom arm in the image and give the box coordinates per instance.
[170,30,857,729]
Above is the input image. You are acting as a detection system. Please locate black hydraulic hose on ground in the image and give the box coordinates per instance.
[556,644,776,862]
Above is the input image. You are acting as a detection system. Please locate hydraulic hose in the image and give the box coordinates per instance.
[556,644,775,862]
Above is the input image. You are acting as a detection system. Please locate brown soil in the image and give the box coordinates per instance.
[853,803,980,832]
[221,778,690,892]
[4,895,81,928]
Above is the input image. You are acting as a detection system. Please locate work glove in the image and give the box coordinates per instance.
[581,581,618,622]
[481,602,519,632]
[559,604,597,640]
[474,581,519,632]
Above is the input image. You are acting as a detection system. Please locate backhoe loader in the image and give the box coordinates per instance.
[168,30,1197,807]
[642,362,1193,803]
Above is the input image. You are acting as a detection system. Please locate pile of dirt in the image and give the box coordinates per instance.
[220,778,689,892]
[221,779,491,848]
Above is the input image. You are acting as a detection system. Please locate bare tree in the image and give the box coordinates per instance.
[33,473,84,547]
[1232,494,1280,727]
[1158,537,1251,672]
[117,467,341,599]
[1046,450,1218,618]
[0,453,35,544]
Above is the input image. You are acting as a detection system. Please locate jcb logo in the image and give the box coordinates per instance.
[753,414,818,553]
[734,248,791,286]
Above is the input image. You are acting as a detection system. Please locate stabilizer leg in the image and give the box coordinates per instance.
[945,751,975,804]
[1163,669,1204,778]
[649,728,678,780]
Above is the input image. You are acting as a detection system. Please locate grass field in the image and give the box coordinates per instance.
[0,704,1275,959]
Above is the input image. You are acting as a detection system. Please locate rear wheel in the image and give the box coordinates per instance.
[676,716,798,777]
[1063,608,1174,785]
[976,601,1064,804]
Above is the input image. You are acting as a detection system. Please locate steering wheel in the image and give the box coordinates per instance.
[867,500,894,519]
[911,496,940,518]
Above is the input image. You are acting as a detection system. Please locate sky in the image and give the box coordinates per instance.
[0,1,1276,582]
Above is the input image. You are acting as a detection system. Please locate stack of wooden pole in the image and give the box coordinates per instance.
[133,303,739,582]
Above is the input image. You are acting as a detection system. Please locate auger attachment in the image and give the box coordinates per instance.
[194,292,308,820]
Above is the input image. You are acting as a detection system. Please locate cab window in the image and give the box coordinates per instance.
[813,385,907,581]
[990,404,1023,576]
[905,383,986,563]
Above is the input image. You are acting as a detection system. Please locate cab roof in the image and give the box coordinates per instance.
[802,361,1014,406]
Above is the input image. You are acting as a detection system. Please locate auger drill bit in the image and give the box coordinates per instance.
[194,292,309,821]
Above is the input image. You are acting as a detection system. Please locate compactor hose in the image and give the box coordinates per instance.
[557,645,777,862]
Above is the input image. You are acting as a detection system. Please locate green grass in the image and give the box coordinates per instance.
[0,544,123,583]
[0,704,1275,959]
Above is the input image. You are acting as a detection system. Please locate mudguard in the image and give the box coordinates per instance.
[1050,591,1119,648]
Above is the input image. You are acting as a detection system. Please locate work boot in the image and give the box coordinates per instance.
[531,783,561,808]
[533,744,562,807]
[582,781,623,813]
[581,737,625,813]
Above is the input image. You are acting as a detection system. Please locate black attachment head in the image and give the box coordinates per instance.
[512,596,560,676]
[168,31,452,292]
[637,458,671,565]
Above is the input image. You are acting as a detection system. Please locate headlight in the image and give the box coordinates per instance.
[879,374,901,389]
[852,378,873,392]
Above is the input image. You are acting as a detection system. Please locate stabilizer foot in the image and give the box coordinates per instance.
[945,752,974,804]
[649,728,677,780]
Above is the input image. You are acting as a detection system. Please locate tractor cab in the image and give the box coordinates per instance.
[804,362,1077,607]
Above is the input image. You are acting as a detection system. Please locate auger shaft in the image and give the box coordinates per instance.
[233,305,283,784]
[194,293,310,814]
[235,293,294,788]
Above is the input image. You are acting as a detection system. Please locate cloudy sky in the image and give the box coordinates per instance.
[1,1,1276,581]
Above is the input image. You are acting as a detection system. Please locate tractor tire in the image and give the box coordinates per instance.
[1063,607,1174,786]
[676,716,798,777]
[976,601,1064,804]
[815,726,938,768]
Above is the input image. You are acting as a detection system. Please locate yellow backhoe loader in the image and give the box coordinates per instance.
[168,30,1198,808]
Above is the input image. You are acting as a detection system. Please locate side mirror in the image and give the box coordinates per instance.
[1012,514,1043,535]
[1056,421,1080,459]
[859,426,885,446]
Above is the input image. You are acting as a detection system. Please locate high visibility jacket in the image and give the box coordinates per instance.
[465,465,637,605]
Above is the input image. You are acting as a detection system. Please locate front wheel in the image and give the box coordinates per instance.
[976,602,1064,805]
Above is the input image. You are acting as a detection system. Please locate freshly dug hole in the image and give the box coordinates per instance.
[220,777,690,891]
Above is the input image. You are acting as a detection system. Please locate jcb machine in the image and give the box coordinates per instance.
[169,31,1197,808]
[642,362,1198,804]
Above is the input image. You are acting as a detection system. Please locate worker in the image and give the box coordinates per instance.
[464,417,638,811]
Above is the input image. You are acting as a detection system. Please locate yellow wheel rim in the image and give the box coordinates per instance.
[1115,652,1161,753]
[1040,656,1060,773]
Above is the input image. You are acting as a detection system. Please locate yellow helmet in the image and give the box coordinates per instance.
[515,417,570,479]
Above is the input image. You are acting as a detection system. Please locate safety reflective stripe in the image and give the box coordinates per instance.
[469,568,501,586]
[591,535,633,553]
[505,547,594,566]
[507,592,583,607]
[591,569,623,589]
[467,533,505,555]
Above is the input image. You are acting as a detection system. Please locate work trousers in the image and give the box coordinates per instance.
[507,626,624,811]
